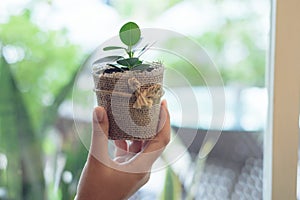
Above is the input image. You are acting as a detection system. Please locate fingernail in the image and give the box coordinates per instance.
[95,107,104,122]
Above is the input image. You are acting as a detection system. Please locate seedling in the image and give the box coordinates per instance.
[92,21,164,140]
[93,22,153,72]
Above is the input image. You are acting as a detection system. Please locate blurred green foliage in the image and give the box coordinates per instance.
[0,53,44,199]
[0,0,267,199]
[112,0,267,87]
[0,10,82,131]
[0,8,86,200]
[198,25,266,86]
[160,167,182,200]
[111,0,182,20]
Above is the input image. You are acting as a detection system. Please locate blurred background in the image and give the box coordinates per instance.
[0,0,270,199]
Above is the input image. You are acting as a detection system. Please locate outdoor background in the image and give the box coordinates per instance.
[0,0,269,199]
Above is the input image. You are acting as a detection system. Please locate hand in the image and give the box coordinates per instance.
[75,100,170,200]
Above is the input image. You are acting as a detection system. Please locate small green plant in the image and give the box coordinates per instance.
[93,22,153,72]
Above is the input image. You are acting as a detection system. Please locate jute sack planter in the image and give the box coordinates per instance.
[93,62,164,140]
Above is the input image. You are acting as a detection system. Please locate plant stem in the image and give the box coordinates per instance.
[186,158,207,200]
[127,46,134,58]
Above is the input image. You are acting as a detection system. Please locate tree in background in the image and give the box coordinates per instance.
[112,0,267,87]
[0,0,268,199]
[0,9,85,199]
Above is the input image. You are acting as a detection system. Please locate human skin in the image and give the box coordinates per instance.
[75,100,170,200]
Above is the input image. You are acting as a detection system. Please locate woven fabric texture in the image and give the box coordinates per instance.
[93,63,164,140]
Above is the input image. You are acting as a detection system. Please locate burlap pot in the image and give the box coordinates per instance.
[93,62,164,140]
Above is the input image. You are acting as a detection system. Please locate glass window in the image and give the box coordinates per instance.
[1,0,285,199]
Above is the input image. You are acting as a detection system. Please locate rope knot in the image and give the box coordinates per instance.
[128,77,163,109]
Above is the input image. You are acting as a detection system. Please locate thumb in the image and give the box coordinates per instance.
[92,106,109,134]
[90,106,109,160]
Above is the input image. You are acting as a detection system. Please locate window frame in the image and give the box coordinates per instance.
[263,0,300,199]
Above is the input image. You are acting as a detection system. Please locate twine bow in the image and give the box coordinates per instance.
[128,77,163,109]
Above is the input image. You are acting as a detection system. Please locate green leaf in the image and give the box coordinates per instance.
[140,44,149,52]
[131,64,151,71]
[138,42,156,57]
[160,167,182,200]
[0,56,45,199]
[103,46,126,51]
[93,56,123,64]
[119,22,141,47]
[117,57,141,67]
[107,63,124,71]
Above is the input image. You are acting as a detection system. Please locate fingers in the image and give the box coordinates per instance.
[89,101,171,173]
[115,140,128,157]
[157,100,168,132]
[129,141,143,153]
[90,107,110,160]
[143,100,170,154]
[114,140,143,156]
[114,140,142,162]
[131,101,171,169]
